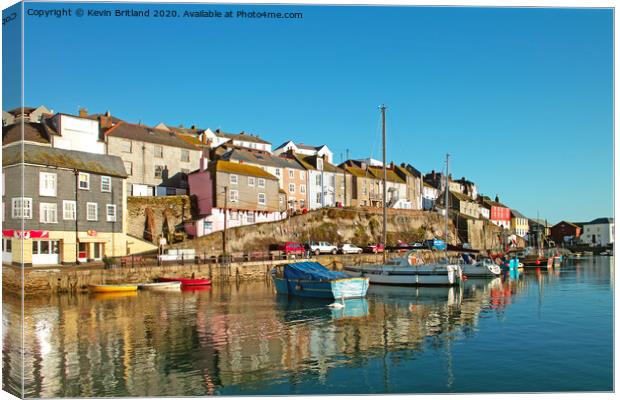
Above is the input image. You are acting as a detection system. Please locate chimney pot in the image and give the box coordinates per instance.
[79,108,88,118]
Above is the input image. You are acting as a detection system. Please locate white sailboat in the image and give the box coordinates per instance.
[344,106,462,286]
[461,258,501,277]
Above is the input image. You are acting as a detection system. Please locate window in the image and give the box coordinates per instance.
[229,190,239,203]
[330,175,335,186]
[247,211,255,223]
[300,184,306,193]
[101,176,112,192]
[230,174,238,185]
[39,172,57,197]
[275,169,281,177]
[154,145,163,158]
[78,173,90,190]
[316,175,321,185]
[124,161,133,176]
[12,198,32,219]
[258,178,265,188]
[39,203,58,223]
[63,200,76,220]
[289,170,294,178]
[181,150,190,162]
[316,192,322,204]
[230,211,239,221]
[154,165,164,178]
[106,205,117,222]
[248,177,255,187]
[258,193,266,205]
[87,203,98,221]
[121,140,132,153]
[289,183,296,193]
[300,171,305,180]
[317,158,324,170]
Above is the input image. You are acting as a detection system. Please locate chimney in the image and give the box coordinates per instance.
[199,156,208,172]
[100,115,110,128]
[105,110,111,117]
[389,161,394,169]
[361,162,367,170]
[79,108,88,118]
[495,194,500,202]
[432,170,436,179]
[400,162,406,168]
[191,124,196,130]
[201,133,207,145]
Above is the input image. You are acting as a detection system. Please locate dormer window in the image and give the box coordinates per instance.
[317,158,324,170]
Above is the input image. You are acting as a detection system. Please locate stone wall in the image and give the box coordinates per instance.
[126,195,193,243]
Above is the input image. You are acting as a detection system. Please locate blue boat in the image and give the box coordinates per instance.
[271,262,369,299]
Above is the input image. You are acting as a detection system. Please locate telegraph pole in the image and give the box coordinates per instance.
[381,105,387,263]
[444,154,450,252]
[223,186,228,258]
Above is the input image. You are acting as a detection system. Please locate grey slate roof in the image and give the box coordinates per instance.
[3,143,128,178]
[587,217,614,225]
[105,122,200,150]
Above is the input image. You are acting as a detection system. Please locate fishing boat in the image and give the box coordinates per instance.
[137,281,182,290]
[345,108,461,286]
[271,261,369,299]
[344,251,462,286]
[89,284,138,293]
[157,277,212,286]
[461,258,501,277]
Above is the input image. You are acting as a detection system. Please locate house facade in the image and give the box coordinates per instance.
[2,144,128,266]
[104,122,203,196]
[395,163,423,210]
[422,182,438,210]
[212,129,272,153]
[448,191,479,218]
[273,141,333,163]
[185,160,284,238]
[289,154,339,210]
[580,218,614,246]
[482,197,511,229]
[510,210,530,238]
[550,221,581,245]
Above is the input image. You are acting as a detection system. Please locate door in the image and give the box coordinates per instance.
[32,240,60,265]
[2,238,12,264]
[78,242,88,262]
[93,243,103,260]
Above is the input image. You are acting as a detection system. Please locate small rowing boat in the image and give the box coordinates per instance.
[89,284,138,293]
[157,277,212,286]
[137,281,182,290]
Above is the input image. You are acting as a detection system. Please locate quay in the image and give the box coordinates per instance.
[2,253,386,295]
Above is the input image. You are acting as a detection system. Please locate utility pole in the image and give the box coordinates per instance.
[381,105,387,263]
[74,169,80,265]
[345,148,350,207]
[223,186,228,258]
[444,154,450,252]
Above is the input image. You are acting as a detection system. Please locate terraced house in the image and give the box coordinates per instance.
[104,122,204,196]
[2,143,129,266]
[286,153,341,210]
[185,160,285,237]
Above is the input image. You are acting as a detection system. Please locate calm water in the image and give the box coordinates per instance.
[2,256,614,397]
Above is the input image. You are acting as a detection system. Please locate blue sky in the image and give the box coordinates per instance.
[6,3,613,223]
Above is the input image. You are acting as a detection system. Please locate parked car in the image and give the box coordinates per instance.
[340,243,363,254]
[278,242,305,256]
[306,241,339,255]
[423,239,447,251]
[364,243,385,253]
[410,242,424,248]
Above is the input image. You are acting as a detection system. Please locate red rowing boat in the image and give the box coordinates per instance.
[157,277,212,286]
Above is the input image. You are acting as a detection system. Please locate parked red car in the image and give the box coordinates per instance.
[278,242,305,256]
[364,243,385,253]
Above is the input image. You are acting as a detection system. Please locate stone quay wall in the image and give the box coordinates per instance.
[3,253,387,296]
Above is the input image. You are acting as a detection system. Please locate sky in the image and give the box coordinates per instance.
[4,2,614,224]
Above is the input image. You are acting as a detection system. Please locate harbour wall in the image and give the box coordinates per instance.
[3,253,388,296]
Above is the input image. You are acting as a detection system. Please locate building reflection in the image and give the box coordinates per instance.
[4,276,516,397]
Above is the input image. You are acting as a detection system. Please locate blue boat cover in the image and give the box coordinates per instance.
[283,262,349,281]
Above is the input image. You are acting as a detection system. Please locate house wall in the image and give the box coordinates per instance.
[581,223,614,246]
[107,136,201,195]
[282,167,308,211]
[188,170,214,216]
[189,208,284,237]
[53,115,106,154]
[3,164,124,233]
[214,171,279,212]
[512,217,529,237]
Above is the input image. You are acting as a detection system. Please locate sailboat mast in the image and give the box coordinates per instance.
[381,104,387,264]
[444,154,450,251]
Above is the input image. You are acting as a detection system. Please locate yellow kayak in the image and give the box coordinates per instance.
[89,284,138,293]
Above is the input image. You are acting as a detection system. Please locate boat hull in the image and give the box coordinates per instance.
[138,281,182,290]
[89,284,138,293]
[343,264,460,286]
[158,277,212,286]
[462,262,501,277]
[272,276,369,299]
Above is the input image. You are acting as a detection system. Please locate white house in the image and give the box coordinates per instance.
[208,129,272,153]
[291,154,338,210]
[422,182,438,210]
[580,218,614,246]
[50,112,106,154]
[274,141,333,163]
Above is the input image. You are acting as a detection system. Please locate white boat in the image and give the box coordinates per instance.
[461,258,501,277]
[137,281,182,290]
[344,251,462,286]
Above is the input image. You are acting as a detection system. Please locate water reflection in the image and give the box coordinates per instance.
[2,257,613,397]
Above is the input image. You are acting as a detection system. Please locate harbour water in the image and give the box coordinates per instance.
[2,256,613,397]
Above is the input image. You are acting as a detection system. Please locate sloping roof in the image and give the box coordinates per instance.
[8,107,36,116]
[213,129,271,145]
[450,191,476,203]
[105,122,200,150]
[213,160,278,180]
[176,133,204,147]
[273,140,294,151]
[297,143,324,151]
[222,148,280,168]
[295,154,342,173]
[552,220,579,228]
[482,197,509,209]
[341,165,370,178]
[3,143,128,178]
[510,209,528,219]
[2,122,52,145]
[366,166,406,184]
[587,217,614,225]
